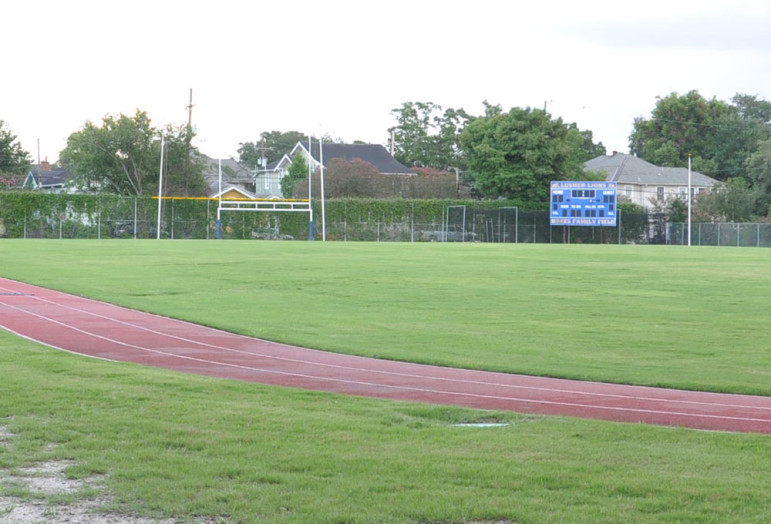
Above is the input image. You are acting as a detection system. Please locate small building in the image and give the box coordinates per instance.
[211,185,259,200]
[584,153,718,210]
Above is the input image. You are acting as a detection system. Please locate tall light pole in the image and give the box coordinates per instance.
[320,137,326,241]
[687,153,692,247]
[156,135,165,240]
[307,136,314,240]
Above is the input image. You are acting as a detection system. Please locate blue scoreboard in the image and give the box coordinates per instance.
[550,181,617,226]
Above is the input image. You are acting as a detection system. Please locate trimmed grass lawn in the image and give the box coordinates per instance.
[0,240,769,523]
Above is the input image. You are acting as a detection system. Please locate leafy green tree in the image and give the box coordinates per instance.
[566,124,606,164]
[744,138,771,215]
[157,124,208,197]
[694,178,757,222]
[62,111,156,194]
[281,153,308,198]
[61,110,206,196]
[459,107,590,203]
[732,93,771,124]
[630,90,769,180]
[0,120,31,187]
[389,101,470,169]
[630,91,730,173]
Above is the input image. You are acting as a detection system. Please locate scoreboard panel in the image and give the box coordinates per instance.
[550,181,617,226]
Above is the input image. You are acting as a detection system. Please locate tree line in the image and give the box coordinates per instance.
[2,90,770,219]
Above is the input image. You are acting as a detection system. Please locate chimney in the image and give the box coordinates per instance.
[41,157,51,171]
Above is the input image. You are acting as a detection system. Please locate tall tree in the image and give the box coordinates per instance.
[61,110,206,196]
[157,124,208,197]
[281,153,308,198]
[744,138,771,214]
[629,90,769,180]
[732,93,771,124]
[566,124,606,164]
[0,120,31,187]
[459,107,593,203]
[389,101,470,169]
[62,110,156,194]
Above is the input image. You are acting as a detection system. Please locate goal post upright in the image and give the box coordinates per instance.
[445,205,467,242]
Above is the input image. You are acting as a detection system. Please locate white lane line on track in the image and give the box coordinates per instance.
[5,289,771,416]
[1,300,769,425]
[1,278,771,424]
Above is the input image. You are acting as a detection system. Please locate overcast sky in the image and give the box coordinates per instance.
[4,0,770,163]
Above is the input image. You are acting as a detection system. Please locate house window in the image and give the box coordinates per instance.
[657,186,664,199]
[624,185,633,198]
[678,187,687,196]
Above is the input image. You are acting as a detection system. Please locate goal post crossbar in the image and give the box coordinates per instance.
[217,199,311,213]
[215,199,312,240]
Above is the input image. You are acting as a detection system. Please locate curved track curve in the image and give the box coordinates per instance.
[1,277,769,434]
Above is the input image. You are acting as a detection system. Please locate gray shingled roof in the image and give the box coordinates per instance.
[28,168,73,188]
[584,153,717,187]
[302,142,412,175]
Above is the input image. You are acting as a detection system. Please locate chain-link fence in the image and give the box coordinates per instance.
[666,222,771,247]
[2,193,769,246]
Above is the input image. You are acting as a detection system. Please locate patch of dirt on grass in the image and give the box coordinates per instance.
[0,426,220,523]
[0,426,11,446]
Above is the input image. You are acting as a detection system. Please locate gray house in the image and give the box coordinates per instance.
[584,153,718,210]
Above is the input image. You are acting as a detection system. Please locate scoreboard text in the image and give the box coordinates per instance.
[550,181,617,226]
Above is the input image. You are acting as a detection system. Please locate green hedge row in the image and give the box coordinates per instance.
[0,193,533,240]
[0,192,650,243]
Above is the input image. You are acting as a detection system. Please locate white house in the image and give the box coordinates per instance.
[584,153,718,210]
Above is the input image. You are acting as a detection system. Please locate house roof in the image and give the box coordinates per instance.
[584,153,718,187]
[25,167,73,189]
[299,142,413,175]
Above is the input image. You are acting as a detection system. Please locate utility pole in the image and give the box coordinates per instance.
[182,88,195,195]
[253,140,272,194]
[186,88,194,129]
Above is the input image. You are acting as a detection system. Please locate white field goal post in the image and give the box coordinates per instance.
[216,199,312,240]
[215,157,320,240]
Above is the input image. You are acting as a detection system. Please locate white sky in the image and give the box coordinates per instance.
[3,0,770,163]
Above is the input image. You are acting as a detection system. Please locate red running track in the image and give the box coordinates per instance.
[1,277,770,434]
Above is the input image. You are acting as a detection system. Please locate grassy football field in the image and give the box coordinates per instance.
[0,240,769,523]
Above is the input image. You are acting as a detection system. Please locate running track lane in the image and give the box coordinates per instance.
[1,277,770,435]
